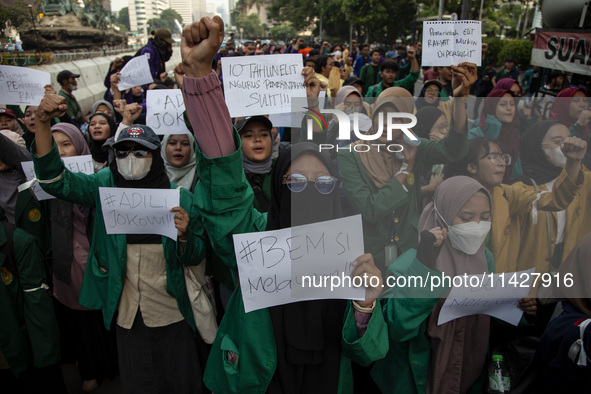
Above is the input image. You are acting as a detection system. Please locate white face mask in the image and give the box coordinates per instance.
[447,221,491,255]
[116,155,152,180]
[543,146,567,168]
[69,83,78,91]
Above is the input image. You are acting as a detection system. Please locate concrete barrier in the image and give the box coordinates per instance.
[25,48,182,118]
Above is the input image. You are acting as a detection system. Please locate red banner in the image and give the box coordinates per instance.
[531,29,591,76]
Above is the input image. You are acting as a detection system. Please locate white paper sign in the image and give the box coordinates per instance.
[146,89,191,135]
[270,92,327,127]
[99,187,180,240]
[0,65,51,105]
[422,20,482,66]
[221,54,306,117]
[233,215,366,313]
[118,55,153,90]
[438,268,535,326]
[21,155,94,200]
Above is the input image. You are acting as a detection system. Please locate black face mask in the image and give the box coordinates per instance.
[279,183,337,228]
[155,40,172,62]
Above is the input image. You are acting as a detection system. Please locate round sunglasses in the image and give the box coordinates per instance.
[283,173,338,194]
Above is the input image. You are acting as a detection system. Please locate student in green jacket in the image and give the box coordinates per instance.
[366,49,420,98]
[338,64,477,274]
[179,16,389,393]
[32,93,211,394]
[372,176,537,393]
[0,220,66,393]
[236,115,275,213]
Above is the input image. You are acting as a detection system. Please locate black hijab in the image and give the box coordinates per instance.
[89,113,116,164]
[514,120,564,186]
[266,142,346,394]
[109,146,170,244]
[414,106,445,139]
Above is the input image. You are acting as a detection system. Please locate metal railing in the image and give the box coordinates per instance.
[0,46,138,66]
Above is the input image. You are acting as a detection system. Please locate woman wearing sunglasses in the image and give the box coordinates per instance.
[31,93,211,394]
[179,16,387,393]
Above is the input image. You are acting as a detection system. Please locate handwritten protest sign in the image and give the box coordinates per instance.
[422,20,482,66]
[118,55,153,90]
[233,215,365,313]
[20,155,94,200]
[146,89,191,134]
[221,54,307,118]
[438,268,535,326]
[0,65,51,105]
[99,187,180,240]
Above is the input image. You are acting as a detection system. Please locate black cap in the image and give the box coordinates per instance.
[57,70,80,84]
[423,79,443,91]
[344,76,364,86]
[104,124,161,151]
[505,56,514,62]
[235,116,273,134]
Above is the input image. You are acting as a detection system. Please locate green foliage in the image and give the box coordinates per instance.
[483,37,503,65]
[497,39,533,69]
[115,22,128,33]
[235,13,265,39]
[0,0,35,32]
[342,0,417,42]
[118,7,130,31]
[147,8,182,34]
[484,37,533,68]
[267,0,318,32]
[269,22,297,42]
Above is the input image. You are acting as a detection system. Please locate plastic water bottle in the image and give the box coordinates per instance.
[488,354,511,393]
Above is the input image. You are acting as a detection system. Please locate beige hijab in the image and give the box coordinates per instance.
[419,176,492,394]
[352,87,415,188]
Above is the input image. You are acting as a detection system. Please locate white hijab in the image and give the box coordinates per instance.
[160,133,197,191]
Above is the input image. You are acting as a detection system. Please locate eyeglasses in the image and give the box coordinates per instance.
[425,88,440,96]
[114,147,150,159]
[485,153,511,166]
[283,174,338,194]
[431,122,449,133]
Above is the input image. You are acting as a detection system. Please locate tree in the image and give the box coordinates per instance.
[0,0,34,32]
[118,6,130,31]
[235,13,265,39]
[270,22,297,42]
[147,8,182,34]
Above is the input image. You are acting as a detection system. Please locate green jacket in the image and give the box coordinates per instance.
[366,70,421,98]
[31,141,207,332]
[58,88,83,126]
[0,222,60,376]
[337,127,468,273]
[193,132,389,393]
[371,248,495,394]
[359,63,382,96]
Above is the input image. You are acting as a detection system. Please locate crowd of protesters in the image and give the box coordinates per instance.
[2,15,591,394]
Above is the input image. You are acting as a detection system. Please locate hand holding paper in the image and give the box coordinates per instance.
[451,62,478,97]
[351,253,383,308]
